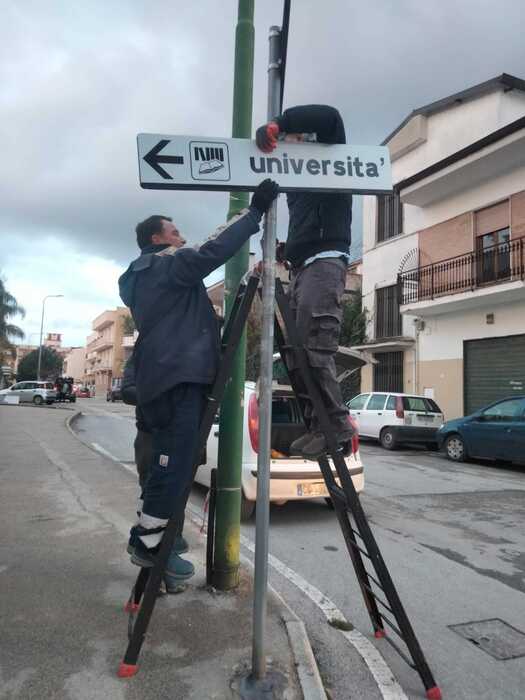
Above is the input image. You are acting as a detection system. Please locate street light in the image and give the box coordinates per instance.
[37,294,64,381]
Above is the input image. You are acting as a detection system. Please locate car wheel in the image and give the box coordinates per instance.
[33,395,44,406]
[380,427,397,450]
[240,491,255,522]
[445,434,466,462]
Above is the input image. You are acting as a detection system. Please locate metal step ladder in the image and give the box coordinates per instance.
[273,277,441,700]
[118,274,260,678]
[118,273,441,699]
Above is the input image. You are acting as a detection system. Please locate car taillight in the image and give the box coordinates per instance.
[395,396,404,419]
[248,392,259,453]
[348,415,359,454]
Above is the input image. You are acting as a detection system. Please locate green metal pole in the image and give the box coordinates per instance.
[212,0,254,591]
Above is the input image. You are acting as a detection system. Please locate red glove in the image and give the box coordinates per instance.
[255,122,279,152]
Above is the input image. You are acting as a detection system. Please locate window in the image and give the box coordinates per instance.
[477,227,511,283]
[373,352,404,392]
[376,194,403,243]
[367,394,387,410]
[375,285,402,338]
[348,393,370,410]
[481,398,525,422]
[386,395,397,410]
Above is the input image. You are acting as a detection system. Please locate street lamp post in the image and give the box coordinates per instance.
[37,295,63,381]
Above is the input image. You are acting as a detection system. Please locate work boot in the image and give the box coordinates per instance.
[164,551,195,593]
[300,428,355,460]
[290,432,314,455]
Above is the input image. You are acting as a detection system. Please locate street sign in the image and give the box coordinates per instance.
[137,133,392,194]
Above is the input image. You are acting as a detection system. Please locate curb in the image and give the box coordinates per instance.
[66,414,327,700]
[187,506,327,700]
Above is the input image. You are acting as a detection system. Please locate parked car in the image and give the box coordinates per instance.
[107,378,122,402]
[437,396,525,464]
[346,392,444,450]
[194,381,364,521]
[75,387,91,398]
[0,380,57,405]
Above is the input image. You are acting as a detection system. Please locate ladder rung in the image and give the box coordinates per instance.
[360,581,393,615]
[377,612,404,641]
[383,635,416,671]
[350,525,364,541]
[362,569,384,592]
[346,538,371,560]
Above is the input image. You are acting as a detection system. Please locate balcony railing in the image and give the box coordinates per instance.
[398,238,524,306]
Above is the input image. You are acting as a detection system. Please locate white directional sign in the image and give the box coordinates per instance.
[137,133,392,194]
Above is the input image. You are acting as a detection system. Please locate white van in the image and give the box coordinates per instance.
[195,381,364,520]
[347,392,444,450]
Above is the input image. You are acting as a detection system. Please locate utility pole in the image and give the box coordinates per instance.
[213,0,255,591]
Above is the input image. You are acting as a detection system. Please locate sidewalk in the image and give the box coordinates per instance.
[0,403,324,700]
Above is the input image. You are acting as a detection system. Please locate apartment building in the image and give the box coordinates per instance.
[358,74,525,419]
[62,347,86,383]
[85,307,130,395]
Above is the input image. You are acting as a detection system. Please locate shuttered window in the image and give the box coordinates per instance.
[377,194,403,243]
[375,285,402,339]
[373,352,404,392]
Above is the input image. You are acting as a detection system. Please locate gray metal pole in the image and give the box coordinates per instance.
[252,24,281,681]
[36,297,47,382]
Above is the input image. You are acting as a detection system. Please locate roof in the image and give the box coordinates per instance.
[382,73,525,146]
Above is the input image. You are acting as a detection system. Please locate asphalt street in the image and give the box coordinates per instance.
[75,396,525,699]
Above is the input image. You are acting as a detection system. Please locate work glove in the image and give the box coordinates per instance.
[250,179,279,215]
[255,121,280,152]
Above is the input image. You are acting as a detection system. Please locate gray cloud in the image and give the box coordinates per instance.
[1,0,525,344]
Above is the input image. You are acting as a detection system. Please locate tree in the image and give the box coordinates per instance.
[338,293,368,401]
[121,314,136,335]
[17,347,63,382]
[0,276,25,360]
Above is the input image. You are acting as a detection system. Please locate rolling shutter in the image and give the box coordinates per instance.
[464,334,525,414]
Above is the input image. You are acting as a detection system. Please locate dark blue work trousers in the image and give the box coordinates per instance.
[137,383,206,545]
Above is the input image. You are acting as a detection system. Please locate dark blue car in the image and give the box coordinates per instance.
[437,396,525,464]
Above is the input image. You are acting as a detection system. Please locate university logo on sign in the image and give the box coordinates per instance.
[189,141,231,182]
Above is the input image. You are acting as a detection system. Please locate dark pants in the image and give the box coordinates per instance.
[136,383,206,549]
[134,429,186,538]
[288,258,349,432]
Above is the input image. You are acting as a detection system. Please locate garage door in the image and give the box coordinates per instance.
[464,334,525,414]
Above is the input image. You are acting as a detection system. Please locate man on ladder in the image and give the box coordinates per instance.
[255,104,355,459]
[117,179,279,570]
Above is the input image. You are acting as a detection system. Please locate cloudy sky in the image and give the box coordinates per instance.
[2,0,525,348]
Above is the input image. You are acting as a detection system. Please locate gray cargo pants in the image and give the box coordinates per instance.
[287,257,349,433]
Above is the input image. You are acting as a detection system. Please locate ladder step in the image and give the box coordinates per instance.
[345,537,371,560]
[327,483,348,506]
[360,581,393,615]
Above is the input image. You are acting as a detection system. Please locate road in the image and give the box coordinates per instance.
[74,396,525,699]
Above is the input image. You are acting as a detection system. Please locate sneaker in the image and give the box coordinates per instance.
[290,432,314,454]
[300,429,355,460]
[130,545,157,568]
[174,535,189,555]
[164,551,195,584]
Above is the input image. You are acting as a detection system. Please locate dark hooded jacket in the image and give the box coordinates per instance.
[275,105,352,267]
[118,207,261,405]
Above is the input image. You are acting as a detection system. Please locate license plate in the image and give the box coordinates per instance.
[417,415,434,423]
[297,482,328,497]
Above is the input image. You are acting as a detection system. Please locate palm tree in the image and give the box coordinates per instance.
[0,276,25,359]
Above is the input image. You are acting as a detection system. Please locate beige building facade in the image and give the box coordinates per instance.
[359,74,525,419]
[85,308,131,395]
[63,347,86,382]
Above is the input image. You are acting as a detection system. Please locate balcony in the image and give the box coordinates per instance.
[398,238,525,316]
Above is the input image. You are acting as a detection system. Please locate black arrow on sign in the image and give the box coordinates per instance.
[143,139,184,179]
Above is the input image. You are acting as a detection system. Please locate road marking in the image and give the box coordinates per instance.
[90,442,136,475]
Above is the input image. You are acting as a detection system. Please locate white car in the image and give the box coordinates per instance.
[0,380,57,405]
[346,392,444,450]
[195,381,364,520]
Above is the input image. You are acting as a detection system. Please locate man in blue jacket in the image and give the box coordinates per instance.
[118,179,278,568]
[255,105,354,459]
